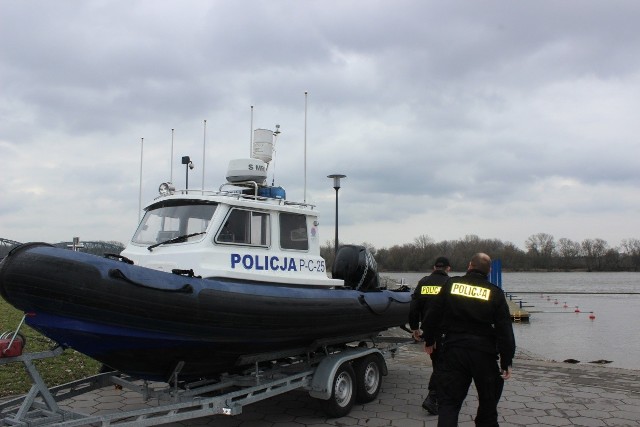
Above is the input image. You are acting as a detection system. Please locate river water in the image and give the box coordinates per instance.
[383,271,640,370]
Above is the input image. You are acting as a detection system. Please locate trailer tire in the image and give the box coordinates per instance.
[354,354,383,403]
[321,362,356,418]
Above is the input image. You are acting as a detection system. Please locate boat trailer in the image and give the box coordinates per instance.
[1,334,411,426]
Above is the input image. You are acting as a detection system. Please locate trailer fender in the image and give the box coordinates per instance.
[309,348,387,400]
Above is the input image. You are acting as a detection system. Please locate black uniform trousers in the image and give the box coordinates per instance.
[427,347,439,392]
[427,337,443,393]
[435,346,504,427]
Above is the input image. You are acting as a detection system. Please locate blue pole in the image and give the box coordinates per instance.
[491,259,502,289]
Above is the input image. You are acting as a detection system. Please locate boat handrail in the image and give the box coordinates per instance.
[152,182,316,209]
[282,200,316,209]
[219,180,259,196]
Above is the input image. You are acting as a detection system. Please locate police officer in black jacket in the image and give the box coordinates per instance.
[422,253,515,427]
[409,256,451,415]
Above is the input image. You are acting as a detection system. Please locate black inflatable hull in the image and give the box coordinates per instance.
[0,243,410,381]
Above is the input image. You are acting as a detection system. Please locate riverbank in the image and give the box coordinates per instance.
[384,271,640,370]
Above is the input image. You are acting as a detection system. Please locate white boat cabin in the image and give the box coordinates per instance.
[121,158,342,288]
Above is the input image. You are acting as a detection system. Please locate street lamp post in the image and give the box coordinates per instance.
[182,156,194,191]
[327,174,346,258]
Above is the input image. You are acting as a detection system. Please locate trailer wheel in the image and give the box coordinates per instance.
[354,354,383,403]
[321,362,356,418]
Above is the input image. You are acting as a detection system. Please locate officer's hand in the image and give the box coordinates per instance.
[412,330,422,341]
[424,344,434,355]
[501,367,512,380]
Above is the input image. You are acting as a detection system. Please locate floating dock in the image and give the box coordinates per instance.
[491,260,530,322]
[506,297,530,322]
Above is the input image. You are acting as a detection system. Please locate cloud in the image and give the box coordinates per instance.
[1,0,639,250]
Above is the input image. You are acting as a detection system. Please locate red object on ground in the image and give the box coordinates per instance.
[0,337,24,358]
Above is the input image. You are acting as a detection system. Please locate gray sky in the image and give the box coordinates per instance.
[1,0,639,251]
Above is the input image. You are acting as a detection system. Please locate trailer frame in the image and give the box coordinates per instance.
[1,334,410,426]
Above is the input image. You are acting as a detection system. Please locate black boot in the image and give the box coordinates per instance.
[422,391,438,415]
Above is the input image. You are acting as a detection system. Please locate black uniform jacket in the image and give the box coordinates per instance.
[422,269,516,371]
[408,269,449,330]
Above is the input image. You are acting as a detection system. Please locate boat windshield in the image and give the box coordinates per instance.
[132,201,218,246]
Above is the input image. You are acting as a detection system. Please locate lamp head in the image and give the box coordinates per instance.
[327,174,347,190]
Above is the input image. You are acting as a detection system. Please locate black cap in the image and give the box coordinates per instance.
[434,257,450,268]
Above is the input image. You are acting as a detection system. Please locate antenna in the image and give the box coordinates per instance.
[304,91,308,202]
[202,119,207,191]
[138,137,144,223]
[170,129,174,182]
[250,105,254,157]
[272,124,281,186]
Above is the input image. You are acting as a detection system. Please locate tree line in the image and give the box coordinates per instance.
[321,233,640,272]
[4,235,638,273]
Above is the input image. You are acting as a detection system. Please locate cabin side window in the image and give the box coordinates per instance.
[216,208,270,247]
[280,213,309,251]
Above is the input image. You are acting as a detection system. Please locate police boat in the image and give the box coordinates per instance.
[0,129,411,382]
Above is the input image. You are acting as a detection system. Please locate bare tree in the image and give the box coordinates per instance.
[414,234,434,251]
[557,238,582,269]
[602,248,621,270]
[413,234,436,270]
[581,238,609,271]
[525,233,556,269]
[621,238,640,271]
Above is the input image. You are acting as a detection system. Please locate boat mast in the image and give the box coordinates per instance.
[202,119,207,191]
[138,137,144,223]
[304,91,308,203]
[249,105,254,157]
[170,129,174,183]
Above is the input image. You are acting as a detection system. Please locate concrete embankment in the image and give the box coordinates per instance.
[53,342,640,426]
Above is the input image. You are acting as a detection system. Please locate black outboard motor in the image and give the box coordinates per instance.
[332,245,381,291]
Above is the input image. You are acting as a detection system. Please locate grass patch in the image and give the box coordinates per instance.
[0,298,101,398]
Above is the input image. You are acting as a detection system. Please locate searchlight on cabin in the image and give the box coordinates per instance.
[158,182,175,196]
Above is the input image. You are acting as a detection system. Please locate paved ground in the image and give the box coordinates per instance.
[52,343,640,426]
